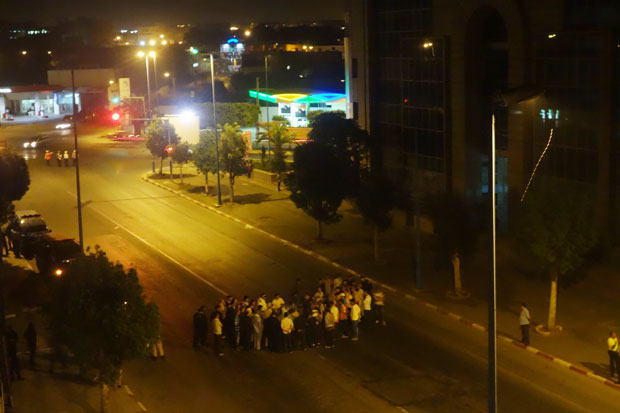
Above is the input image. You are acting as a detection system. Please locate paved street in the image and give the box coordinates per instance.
[7,123,620,412]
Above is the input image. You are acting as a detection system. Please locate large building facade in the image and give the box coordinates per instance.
[348,0,619,235]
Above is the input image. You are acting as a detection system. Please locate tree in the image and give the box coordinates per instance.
[257,122,296,173]
[171,142,192,184]
[0,150,30,224]
[219,123,247,203]
[192,130,218,194]
[145,120,179,174]
[427,193,477,296]
[198,103,260,127]
[308,112,370,197]
[356,170,395,262]
[286,141,347,240]
[514,183,598,331]
[44,247,159,413]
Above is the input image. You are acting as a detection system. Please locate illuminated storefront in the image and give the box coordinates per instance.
[0,85,80,117]
[249,90,346,127]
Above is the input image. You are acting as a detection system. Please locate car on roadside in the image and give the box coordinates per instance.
[55,122,72,129]
[5,210,50,259]
[22,135,49,149]
[101,131,132,140]
[113,134,146,142]
[34,233,82,277]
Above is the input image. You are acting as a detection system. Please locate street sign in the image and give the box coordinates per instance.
[119,78,131,100]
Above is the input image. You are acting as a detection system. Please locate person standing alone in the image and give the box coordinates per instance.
[519,303,531,345]
[23,322,37,368]
[608,331,619,380]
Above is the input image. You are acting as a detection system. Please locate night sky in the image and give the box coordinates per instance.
[4,0,345,26]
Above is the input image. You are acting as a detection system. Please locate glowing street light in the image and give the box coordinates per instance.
[149,40,156,46]
[21,50,27,55]
[139,40,146,46]
[109,80,114,85]
[164,72,170,78]
[161,40,168,46]
[244,30,251,37]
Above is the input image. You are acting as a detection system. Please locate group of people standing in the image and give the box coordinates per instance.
[193,276,386,356]
[44,150,76,167]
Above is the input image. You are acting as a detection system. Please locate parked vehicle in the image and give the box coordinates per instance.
[34,233,81,276]
[5,210,50,259]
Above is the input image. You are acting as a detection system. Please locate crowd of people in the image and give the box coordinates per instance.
[193,275,386,356]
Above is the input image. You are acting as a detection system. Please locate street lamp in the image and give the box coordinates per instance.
[149,51,159,109]
[137,51,152,116]
[264,54,271,157]
[210,53,223,206]
[488,85,544,413]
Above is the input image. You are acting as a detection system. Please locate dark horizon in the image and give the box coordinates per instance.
[4,0,345,27]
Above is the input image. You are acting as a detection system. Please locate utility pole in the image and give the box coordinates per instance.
[255,76,260,139]
[71,68,84,253]
[264,55,271,158]
[210,54,222,206]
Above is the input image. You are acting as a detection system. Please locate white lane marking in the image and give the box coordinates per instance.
[137,401,147,411]
[396,407,410,413]
[89,207,228,296]
[124,385,134,396]
[381,284,397,293]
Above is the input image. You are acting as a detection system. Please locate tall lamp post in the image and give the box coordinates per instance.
[264,54,271,157]
[210,53,223,206]
[137,51,152,116]
[488,85,543,413]
[151,51,159,109]
[70,69,84,253]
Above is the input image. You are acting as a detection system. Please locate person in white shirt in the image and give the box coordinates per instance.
[608,331,619,379]
[272,293,285,311]
[519,303,531,345]
[362,291,372,326]
[350,300,361,340]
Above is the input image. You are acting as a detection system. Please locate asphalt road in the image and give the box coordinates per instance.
[9,123,620,412]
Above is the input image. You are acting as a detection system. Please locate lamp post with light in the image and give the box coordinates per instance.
[487,85,544,413]
[209,53,223,206]
[137,51,152,116]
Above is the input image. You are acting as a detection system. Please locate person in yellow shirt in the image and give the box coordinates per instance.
[608,331,619,379]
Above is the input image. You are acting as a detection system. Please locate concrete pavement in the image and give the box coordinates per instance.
[6,127,620,411]
[145,164,620,388]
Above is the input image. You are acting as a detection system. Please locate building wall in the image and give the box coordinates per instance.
[47,69,116,89]
[349,0,619,235]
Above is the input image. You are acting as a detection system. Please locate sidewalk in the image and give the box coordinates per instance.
[0,258,147,412]
[145,164,620,384]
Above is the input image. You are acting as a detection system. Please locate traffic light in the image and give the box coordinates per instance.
[112,96,120,104]
[165,145,174,154]
[111,112,120,122]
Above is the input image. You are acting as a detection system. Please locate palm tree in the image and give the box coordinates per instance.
[257,122,296,173]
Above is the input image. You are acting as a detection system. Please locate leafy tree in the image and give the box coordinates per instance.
[427,193,477,296]
[257,122,296,173]
[192,130,219,194]
[308,112,370,197]
[271,115,289,123]
[199,103,260,127]
[171,142,192,184]
[44,247,159,413]
[145,120,179,174]
[286,141,347,240]
[0,150,30,224]
[356,170,395,262]
[514,183,598,331]
[219,123,247,203]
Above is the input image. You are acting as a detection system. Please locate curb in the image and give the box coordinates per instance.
[141,173,620,393]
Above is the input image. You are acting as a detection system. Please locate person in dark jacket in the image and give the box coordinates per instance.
[193,307,208,348]
[23,322,37,368]
[293,313,306,350]
[6,325,22,380]
[240,309,253,350]
[264,312,280,352]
